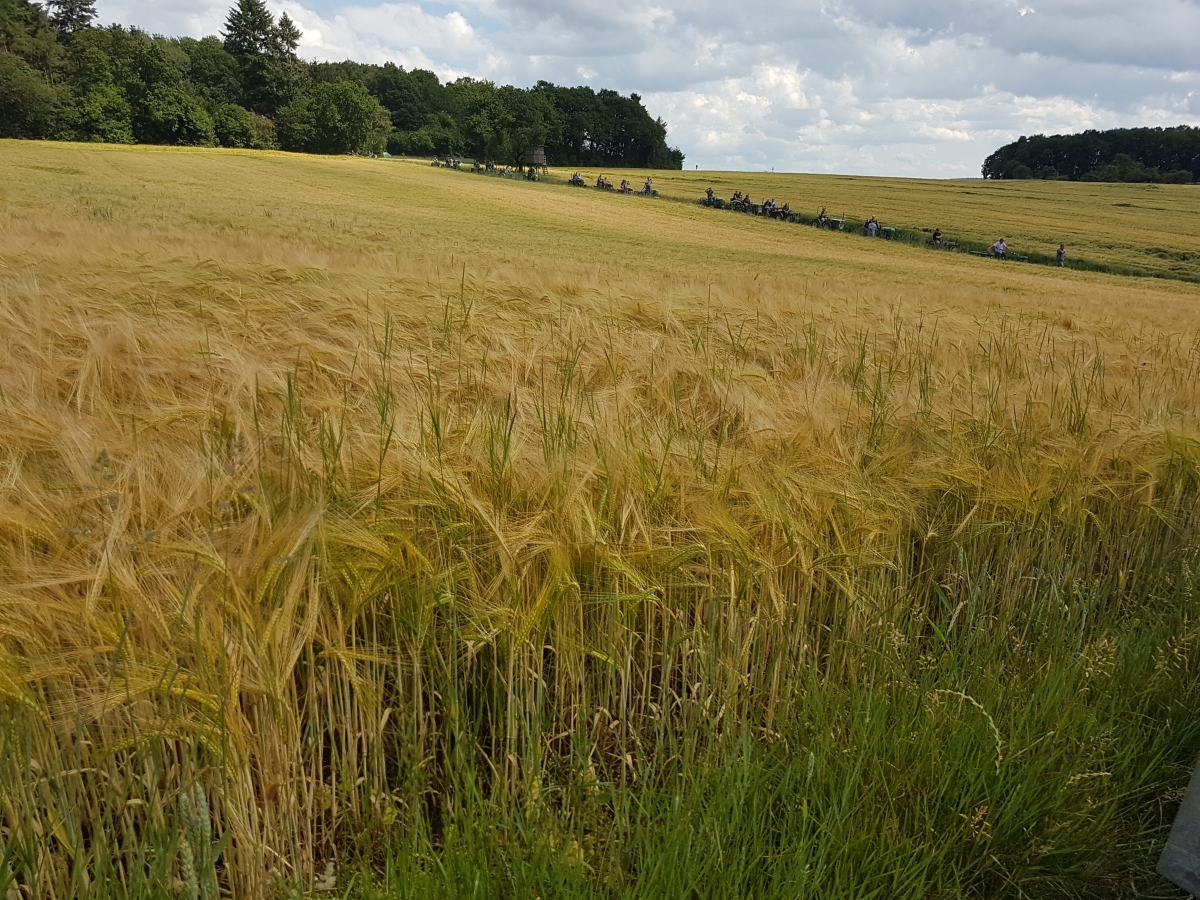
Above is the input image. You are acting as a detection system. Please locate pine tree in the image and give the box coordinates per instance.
[222,0,274,56]
[44,0,97,36]
[271,12,300,57]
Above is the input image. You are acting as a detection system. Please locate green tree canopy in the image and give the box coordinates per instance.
[1,0,62,71]
[211,101,256,147]
[44,0,95,38]
[0,0,685,167]
[222,0,274,56]
[277,79,390,155]
[220,0,305,116]
[983,127,1200,182]
[273,12,300,55]
[67,26,214,145]
[177,35,240,105]
[0,49,70,137]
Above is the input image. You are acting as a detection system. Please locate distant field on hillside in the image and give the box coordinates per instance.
[3,141,1200,900]
[541,163,1200,281]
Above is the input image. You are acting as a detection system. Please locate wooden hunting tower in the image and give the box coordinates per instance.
[521,145,547,167]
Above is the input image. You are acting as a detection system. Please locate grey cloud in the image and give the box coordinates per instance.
[489,0,1200,87]
[817,0,1200,70]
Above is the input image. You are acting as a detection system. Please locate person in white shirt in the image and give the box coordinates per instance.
[992,238,1008,258]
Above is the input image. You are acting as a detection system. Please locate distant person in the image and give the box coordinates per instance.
[867,217,879,237]
[706,187,714,203]
[1057,244,1066,267]
[932,228,942,246]
[992,238,1007,258]
[642,178,653,194]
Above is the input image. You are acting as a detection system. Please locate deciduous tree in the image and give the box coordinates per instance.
[277,80,390,155]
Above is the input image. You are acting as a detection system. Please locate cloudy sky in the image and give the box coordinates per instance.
[94,0,1200,176]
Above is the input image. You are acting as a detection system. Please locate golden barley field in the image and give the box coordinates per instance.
[3,141,1200,899]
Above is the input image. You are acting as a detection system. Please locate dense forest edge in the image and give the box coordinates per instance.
[983,126,1200,183]
[0,0,685,167]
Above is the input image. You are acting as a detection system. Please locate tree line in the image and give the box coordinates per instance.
[982,126,1199,183]
[0,0,685,168]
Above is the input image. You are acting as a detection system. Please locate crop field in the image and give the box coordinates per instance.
[3,141,1200,899]
[563,165,1200,282]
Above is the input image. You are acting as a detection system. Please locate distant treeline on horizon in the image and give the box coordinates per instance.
[983,126,1200,183]
[0,0,686,168]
